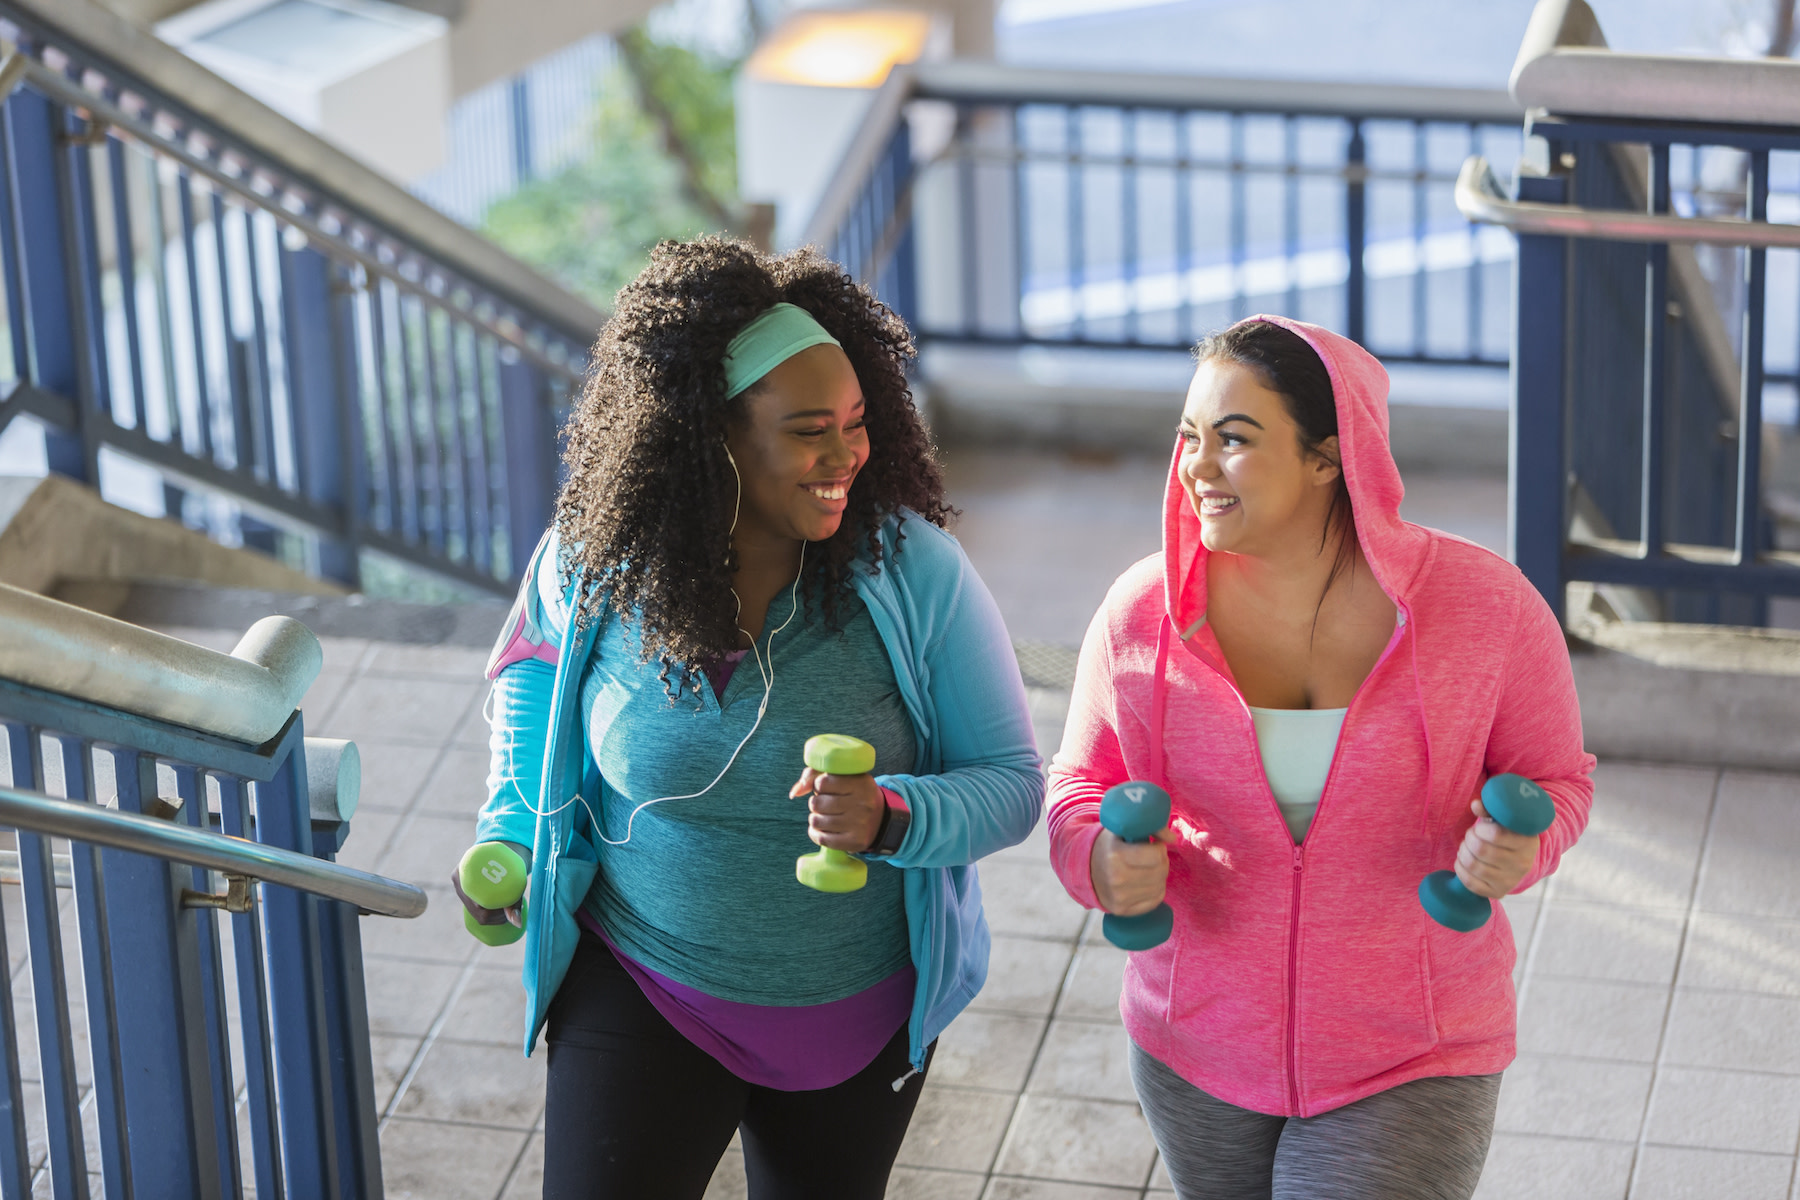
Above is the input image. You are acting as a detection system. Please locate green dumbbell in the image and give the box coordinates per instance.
[459,841,528,946]
[795,734,875,893]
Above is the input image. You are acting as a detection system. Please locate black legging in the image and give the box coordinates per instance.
[541,931,933,1199]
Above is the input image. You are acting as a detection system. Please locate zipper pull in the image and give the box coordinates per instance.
[1292,847,1303,873]
[890,1065,921,1093]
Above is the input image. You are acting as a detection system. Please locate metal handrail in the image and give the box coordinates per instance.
[0,782,427,918]
[1455,155,1800,249]
[0,45,583,381]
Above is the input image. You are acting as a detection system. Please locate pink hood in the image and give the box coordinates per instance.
[1048,315,1595,1116]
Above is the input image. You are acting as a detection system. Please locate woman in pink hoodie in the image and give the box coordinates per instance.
[1046,316,1594,1198]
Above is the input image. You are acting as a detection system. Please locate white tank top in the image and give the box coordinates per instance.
[1247,706,1348,843]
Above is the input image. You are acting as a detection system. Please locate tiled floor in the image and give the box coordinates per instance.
[21,453,1791,1198]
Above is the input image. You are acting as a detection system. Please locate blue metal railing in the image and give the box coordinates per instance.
[1500,115,1800,628]
[810,64,1523,368]
[0,2,600,595]
[0,678,401,1199]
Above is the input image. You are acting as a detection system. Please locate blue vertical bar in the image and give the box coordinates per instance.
[1011,107,1027,339]
[449,321,492,575]
[106,137,149,430]
[958,109,978,337]
[888,121,918,329]
[430,310,472,563]
[499,352,555,584]
[43,734,131,1196]
[1466,122,1483,361]
[1344,120,1367,347]
[0,724,37,1200]
[1,723,88,1200]
[252,729,341,1200]
[1068,107,1085,340]
[0,105,34,388]
[402,297,446,554]
[210,192,256,475]
[1412,122,1428,355]
[1176,111,1193,345]
[1229,113,1245,323]
[7,87,85,478]
[176,173,216,462]
[1736,150,1768,566]
[1510,172,1570,621]
[171,763,242,1198]
[371,284,417,540]
[1283,115,1299,320]
[102,746,220,1200]
[1123,109,1138,344]
[60,106,109,471]
[216,775,283,1200]
[316,894,383,1200]
[239,209,279,482]
[1641,146,1670,557]
[509,75,533,186]
[281,245,360,585]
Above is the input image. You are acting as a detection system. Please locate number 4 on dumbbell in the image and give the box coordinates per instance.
[1099,781,1174,951]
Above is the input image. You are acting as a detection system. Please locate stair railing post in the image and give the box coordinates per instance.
[1510,168,1572,624]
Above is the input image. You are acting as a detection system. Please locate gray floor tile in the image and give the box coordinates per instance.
[359,890,475,964]
[336,807,402,875]
[1643,1066,1800,1154]
[1531,903,1687,986]
[437,965,530,1047]
[351,742,449,814]
[1551,831,1704,912]
[1694,771,1800,919]
[317,676,480,744]
[703,1148,746,1200]
[362,959,463,1037]
[983,1180,1141,1199]
[414,746,494,819]
[497,1133,542,1200]
[1678,912,1800,995]
[300,671,353,730]
[933,1011,1047,1092]
[370,1034,424,1113]
[994,1095,1157,1189]
[1054,942,1127,1024]
[377,1118,528,1200]
[1026,1020,1137,1104]
[362,643,492,681]
[1585,763,1719,844]
[1150,1154,1169,1189]
[885,1167,987,1199]
[1493,1054,1654,1142]
[897,1085,1016,1173]
[1663,989,1800,1074]
[378,813,483,891]
[390,1039,545,1128]
[1471,1134,1633,1200]
[969,936,1074,1018]
[1630,1145,1794,1200]
[980,860,1089,941]
[1516,979,1671,1062]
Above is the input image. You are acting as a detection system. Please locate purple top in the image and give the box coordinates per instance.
[579,910,914,1090]
[703,648,750,700]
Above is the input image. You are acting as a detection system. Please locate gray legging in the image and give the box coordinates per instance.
[1130,1041,1500,1200]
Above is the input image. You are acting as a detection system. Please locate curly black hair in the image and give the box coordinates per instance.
[554,236,953,698]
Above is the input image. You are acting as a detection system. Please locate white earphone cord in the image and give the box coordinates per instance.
[484,445,802,847]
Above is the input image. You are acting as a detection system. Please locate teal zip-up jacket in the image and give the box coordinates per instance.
[475,511,1045,1070]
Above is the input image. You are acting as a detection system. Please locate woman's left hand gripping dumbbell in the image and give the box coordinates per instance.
[451,841,531,946]
[791,734,885,892]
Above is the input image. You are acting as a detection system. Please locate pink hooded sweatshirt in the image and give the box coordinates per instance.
[1046,315,1596,1118]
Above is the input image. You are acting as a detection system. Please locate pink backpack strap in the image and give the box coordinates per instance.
[485,533,562,680]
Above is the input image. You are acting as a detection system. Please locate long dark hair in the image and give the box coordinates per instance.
[554,236,953,698]
[1194,319,1358,610]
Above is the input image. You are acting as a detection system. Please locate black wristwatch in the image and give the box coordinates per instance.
[867,792,912,857]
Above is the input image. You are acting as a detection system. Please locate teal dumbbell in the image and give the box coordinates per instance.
[1418,774,1555,932]
[1099,781,1174,951]
[459,841,528,946]
[796,734,874,893]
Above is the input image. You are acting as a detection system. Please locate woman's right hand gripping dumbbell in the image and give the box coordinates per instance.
[1089,782,1177,950]
[451,840,532,945]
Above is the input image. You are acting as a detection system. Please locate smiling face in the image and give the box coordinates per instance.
[1177,358,1343,558]
[724,343,870,549]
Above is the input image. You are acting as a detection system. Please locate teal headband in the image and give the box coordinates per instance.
[722,303,841,399]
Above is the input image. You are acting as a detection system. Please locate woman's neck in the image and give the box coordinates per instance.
[1217,514,1356,611]
[730,526,805,643]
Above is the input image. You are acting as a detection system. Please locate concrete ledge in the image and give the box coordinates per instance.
[0,475,344,598]
[71,580,509,648]
[1570,608,1800,771]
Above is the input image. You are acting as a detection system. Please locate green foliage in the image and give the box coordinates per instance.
[479,32,742,310]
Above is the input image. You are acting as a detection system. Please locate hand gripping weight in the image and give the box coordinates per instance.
[1417,773,1556,932]
[459,841,528,946]
[795,734,876,893]
[1099,782,1174,951]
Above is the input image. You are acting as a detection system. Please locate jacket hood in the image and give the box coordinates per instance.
[1162,315,1431,634]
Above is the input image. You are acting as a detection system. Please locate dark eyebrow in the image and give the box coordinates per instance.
[1211,413,1264,430]
[781,400,866,422]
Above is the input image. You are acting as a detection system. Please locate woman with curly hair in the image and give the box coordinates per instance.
[455,237,1043,1198]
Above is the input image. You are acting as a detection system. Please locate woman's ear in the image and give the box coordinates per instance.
[1310,435,1343,486]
